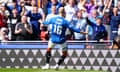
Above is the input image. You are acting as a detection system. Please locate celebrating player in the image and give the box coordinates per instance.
[42,7,87,70]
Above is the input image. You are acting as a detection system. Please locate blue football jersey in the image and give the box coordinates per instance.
[43,15,80,44]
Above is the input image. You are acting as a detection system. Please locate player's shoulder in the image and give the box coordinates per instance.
[50,15,59,21]
[64,18,70,23]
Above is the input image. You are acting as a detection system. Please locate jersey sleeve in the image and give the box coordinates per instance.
[65,20,81,33]
[43,18,52,25]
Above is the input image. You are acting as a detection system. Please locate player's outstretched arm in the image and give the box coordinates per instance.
[80,31,88,34]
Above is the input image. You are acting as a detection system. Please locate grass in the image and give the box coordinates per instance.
[0,68,107,72]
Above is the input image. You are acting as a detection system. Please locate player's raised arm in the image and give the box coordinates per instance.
[59,7,88,34]
[66,22,88,34]
[42,19,51,25]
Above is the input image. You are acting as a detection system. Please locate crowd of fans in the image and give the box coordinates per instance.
[0,0,120,43]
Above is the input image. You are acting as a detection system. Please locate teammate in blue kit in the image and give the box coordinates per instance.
[42,7,87,70]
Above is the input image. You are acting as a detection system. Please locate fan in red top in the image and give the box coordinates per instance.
[0,12,7,28]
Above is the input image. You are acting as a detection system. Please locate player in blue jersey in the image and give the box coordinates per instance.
[42,7,87,70]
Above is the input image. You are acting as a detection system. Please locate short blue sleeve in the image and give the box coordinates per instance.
[43,18,52,25]
[65,20,80,33]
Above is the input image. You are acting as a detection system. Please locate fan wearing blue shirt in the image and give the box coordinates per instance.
[27,6,42,40]
[47,0,63,14]
[89,17,108,41]
[5,0,22,14]
[42,7,87,70]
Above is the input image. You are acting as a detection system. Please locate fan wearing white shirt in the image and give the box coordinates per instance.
[64,0,78,22]
[64,0,78,40]
[72,10,87,40]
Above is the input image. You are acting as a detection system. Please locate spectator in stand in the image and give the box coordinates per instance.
[85,20,93,48]
[40,26,49,41]
[88,10,102,25]
[19,0,27,16]
[102,11,111,40]
[117,1,120,15]
[26,5,42,40]
[47,0,63,15]
[0,0,12,5]
[85,0,98,14]
[7,7,21,40]
[110,7,120,40]
[15,15,33,40]
[0,11,7,28]
[64,0,78,22]
[45,5,58,23]
[25,0,45,22]
[64,0,78,40]
[72,10,87,40]
[0,3,10,17]
[100,0,112,40]
[60,0,68,7]
[86,19,93,41]
[24,0,31,6]
[0,27,9,42]
[97,0,104,15]
[93,17,108,41]
[5,0,22,14]
[38,0,48,15]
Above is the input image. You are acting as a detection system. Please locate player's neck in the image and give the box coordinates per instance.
[59,14,65,18]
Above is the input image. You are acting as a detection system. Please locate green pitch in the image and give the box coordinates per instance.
[0,68,107,72]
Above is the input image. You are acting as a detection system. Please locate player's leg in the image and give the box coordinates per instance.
[42,40,55,69]
[54,42,68,70]
[46,40,55,64]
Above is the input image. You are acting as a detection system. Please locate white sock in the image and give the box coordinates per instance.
[46,63,49,67]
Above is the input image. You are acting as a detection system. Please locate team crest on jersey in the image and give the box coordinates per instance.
[55,19,63,25]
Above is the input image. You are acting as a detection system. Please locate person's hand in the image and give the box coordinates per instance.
[39,19,43,23]
[113,7,118,16]
[99,39,104,42]
[40,24,44,30]
[18,28,22,33]
[80,31,88,34]
[24,24,28,29]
